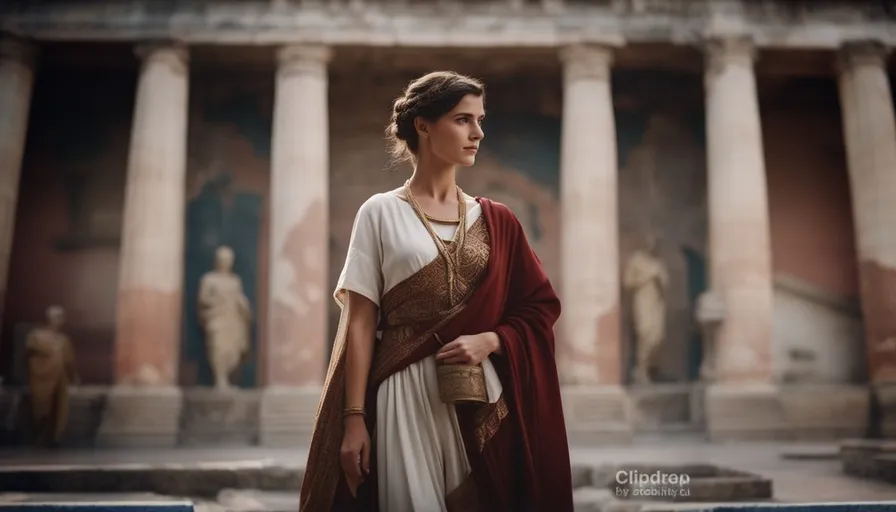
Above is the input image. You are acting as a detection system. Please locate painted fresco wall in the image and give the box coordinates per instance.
[180,71,273,388]
[763,76,864,384]
[1,67,135,384]
[613,70,709,383]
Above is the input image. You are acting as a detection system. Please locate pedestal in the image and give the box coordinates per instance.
[259,386,321,447]
[705,383,869,441]
[179,388,260,445]
[561,385,632,444]
[95,386,182,448]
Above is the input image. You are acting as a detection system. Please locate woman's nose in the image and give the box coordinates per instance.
[472,124,484,140]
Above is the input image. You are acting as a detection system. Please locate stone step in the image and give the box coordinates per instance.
[0,461,303,498]
[0,492,194,511]
[839,438,896,482]
[0,460,777,509]
[636,504,896,512]
[215,489,297,512]
[4,494,896,512]
[870,455,896,485]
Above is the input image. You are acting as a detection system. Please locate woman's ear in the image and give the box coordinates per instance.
[415,117,429,138]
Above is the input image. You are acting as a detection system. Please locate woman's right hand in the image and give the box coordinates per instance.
[340,415,371,496]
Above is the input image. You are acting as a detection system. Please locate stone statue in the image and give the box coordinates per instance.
[695,290,726,382]
[25,305,78,447]
[198,246,252,389]
[623,236,669,385]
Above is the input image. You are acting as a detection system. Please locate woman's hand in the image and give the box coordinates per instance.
[340,415,370,496]
[436,332,501,365]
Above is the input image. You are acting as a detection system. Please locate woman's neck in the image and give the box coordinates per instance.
[407,157,457,202]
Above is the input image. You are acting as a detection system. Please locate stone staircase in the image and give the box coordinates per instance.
[0,458,777,512]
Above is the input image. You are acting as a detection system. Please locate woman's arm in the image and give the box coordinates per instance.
[341,290,378,490]
[343,291,378,412]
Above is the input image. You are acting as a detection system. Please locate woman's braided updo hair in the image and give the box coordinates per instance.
[386,71,485,164]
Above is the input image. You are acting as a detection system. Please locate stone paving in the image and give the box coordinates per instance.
[1,439,895,510]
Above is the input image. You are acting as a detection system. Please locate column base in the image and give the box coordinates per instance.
[561,385,633,444]
[95,385,182,448]
[705,383,869,441]
[259,386,322,447]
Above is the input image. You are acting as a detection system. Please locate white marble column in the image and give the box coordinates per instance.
[836,41,896,384]
[261,44,331,446]
[558,44,621,387]
[99,44,189,447]
[0,36,36,318]
[703,36,774,384]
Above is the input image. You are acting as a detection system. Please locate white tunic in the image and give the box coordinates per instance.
[335,189,503,512]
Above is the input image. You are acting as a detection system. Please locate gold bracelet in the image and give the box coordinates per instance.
[343,406,366,417]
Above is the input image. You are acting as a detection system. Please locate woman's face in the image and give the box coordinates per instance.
[419,94,485,167]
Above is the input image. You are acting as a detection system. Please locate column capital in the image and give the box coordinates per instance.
[559,44,613,82]
[704,35,755,74]
[277,44,332,76]
[0,34,37,69]
[837,40,890,74]
[135,43,189,75]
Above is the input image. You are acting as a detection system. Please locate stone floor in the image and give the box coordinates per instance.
[0,439,895,510]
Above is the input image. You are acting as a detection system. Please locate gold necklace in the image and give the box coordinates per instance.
[424,212,461,224]
[404,181,467,303]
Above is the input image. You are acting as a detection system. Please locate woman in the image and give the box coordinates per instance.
[300,71,573,512]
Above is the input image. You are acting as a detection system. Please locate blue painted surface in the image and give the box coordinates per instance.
[615,108,651,171]
[0,504,193,512]
[202,92,272,158]
[484,114,561,196]
[680,504,896,512]
[182,175,262,388]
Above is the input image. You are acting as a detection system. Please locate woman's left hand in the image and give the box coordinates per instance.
[436,333,499,365]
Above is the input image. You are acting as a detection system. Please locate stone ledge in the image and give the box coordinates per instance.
[95,386,183,448]
[2,1,894,49]
[562,385,634,444]
[0,503,194,512]
[590,463,772,504]
[640,505,896,512]
[0,460,303,497]
[0,383,875,447]
[705,383,869,442]
[259,386,322,448]
[839,438,896,482]
[629,384,696,432]
[179,388,260,446]
[870,383,896,438]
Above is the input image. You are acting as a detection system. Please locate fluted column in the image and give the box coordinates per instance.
[558,44,621,387]
[99,44,189,447]
[836,41,896,384]
[704,36,774,384]
[0,36,36,319]
[261,44,331,446]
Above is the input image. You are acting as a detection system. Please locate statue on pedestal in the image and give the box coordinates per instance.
[198,246,252,390]
[25,305,78,448]
[623,235,669,385]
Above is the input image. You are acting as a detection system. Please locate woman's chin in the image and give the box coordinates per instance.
[456,155,477,167]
